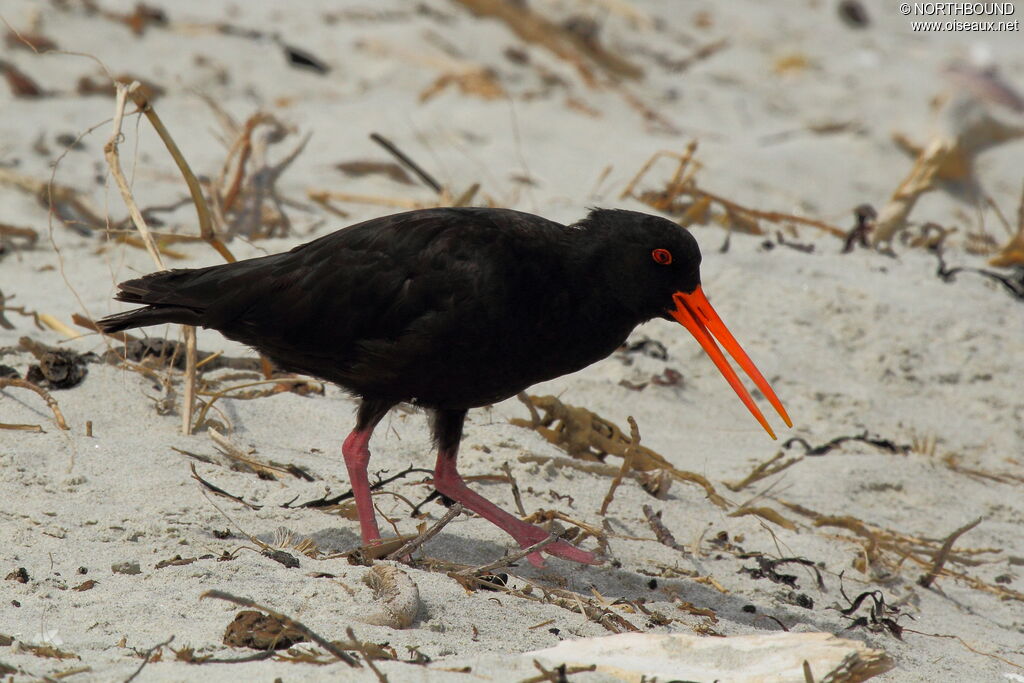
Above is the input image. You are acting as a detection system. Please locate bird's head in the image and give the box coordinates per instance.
[582,208,792,439]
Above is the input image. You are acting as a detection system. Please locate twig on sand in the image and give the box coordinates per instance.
[599,416,640,515]
[0,377,69,430]
[455,535,559,578]
[200,590,360,667]
[500,462,528,517]
[124,635,175,683]
[345,627,387,682]
[386,503,464,561]
[370,132,442,194]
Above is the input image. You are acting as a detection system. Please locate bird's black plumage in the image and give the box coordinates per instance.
[99,207,785,567]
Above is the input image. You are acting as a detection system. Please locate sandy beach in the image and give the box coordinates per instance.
[2,1,1023,680]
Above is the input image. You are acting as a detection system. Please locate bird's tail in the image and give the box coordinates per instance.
[96,268,213,334]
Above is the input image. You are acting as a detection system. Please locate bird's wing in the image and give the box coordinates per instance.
[205,208,568,388]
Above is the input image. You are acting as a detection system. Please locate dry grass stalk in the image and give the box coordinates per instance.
[513,394,728,508]
[724,451,803,492]
[193,377,323,431]
[103,81,202,435]
[127,90,232,263]
[190,464,261,511]
[104,83,165,268]
[942,452,1024,485]
[344,627,387,682]
[0,377,69,430]
[990,180,1024,266]
[871,137,950,249]
[622,142,846,238]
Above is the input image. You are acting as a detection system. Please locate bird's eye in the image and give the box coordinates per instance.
[651,248,672,265]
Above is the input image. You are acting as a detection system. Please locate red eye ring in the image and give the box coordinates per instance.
[651,248,672,265]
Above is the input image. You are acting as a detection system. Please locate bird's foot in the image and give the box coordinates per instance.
[514,527,601,568]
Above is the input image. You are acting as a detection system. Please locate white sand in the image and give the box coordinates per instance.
[2,0,1023,680]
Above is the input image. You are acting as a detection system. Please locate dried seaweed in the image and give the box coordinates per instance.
[931,242,1024,302]
[4,28,58,52]
[513,394,728,508]
[522,660,596,683]
[77,72,165,101]
[777,498,1016,600]
[834,580,905,640]
[782,431,911,457]
[598,416,640,514]
[202,591,358,666]
[0,59,46,97]
[0,167,106,236]
[18,337,91,390]
[309,131,480,213]
[842,204,877,253]
[223,610,306,650]
[201,102,310,239]
[739,555,825,591]
[642,504,687,553]
[728,506,796,531]
[918,517,983,588]
[335,160,415,186]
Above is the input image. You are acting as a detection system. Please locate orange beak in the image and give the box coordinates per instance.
[669,287,792,439]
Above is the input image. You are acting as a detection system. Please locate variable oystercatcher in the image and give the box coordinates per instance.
[98,207,790,567]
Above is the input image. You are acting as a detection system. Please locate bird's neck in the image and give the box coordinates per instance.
[565,225,650,328]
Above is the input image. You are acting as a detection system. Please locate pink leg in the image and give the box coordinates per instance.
[342,429,381,544]
[433,444,601,568]
[342,401,391,545]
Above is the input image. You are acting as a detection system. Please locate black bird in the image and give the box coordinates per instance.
[98,207,790,567]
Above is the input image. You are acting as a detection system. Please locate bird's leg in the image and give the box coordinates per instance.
[342,400,393,545]
[430,409,600,568]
